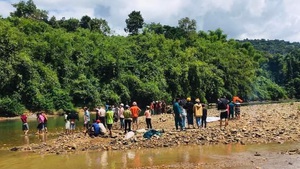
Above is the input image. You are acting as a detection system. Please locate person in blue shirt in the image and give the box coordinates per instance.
[173,98,183,131]
[228,101,235,119]
[90,120,101,137]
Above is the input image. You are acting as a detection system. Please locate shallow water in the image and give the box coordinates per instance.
[0,142,299,169]
[0,114,96,149]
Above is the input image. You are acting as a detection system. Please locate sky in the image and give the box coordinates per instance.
[1,0,300,42]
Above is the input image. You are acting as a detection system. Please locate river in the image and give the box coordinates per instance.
[0,115,299,168]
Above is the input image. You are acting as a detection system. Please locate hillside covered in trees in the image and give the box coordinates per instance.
[0,0,299,116]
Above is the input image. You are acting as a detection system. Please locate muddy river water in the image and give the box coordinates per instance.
[0,142,300,169]
[0,116,299,168]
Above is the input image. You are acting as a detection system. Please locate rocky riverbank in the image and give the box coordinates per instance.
[10,102,300,155]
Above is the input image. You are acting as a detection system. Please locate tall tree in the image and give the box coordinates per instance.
[10,0,48,21]
[125,11,144,35]
[48,16,59,28]
[178,17,197,33]
[60,18,79,32]
[90,18,111,34]
[80,15,92,30]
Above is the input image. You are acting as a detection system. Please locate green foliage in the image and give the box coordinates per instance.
[0,97,25,116]
[125,11,144,35]
[178,17,197,33]
[10,0,48,21]
[52,88,74,112]
[251,76,287,100]
[0,3,296,116]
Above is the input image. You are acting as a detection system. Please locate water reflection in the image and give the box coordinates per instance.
[37,133,47,143]
[1,143,300,169]
[121,151,127,168]
[100,151,108,167]
[23,135,29,145]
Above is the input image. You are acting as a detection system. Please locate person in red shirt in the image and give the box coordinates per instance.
[130,101,141,131]
[20,112,29,135]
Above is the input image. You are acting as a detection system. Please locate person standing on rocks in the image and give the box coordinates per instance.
[232,96,243,103]
[233,96,243,120]
[201,104,207,128]
[183,97,195,129]
[235,101,242,120]
[106,106,114,137]
[99,105,106,128]
[83,107,90,135]
[150,101,155,115]
[119,103,125,129]
[124,105,132,133]
[161,100,167,114]
[95,106,101,120]
[64,112,70,135]
[228,101,235,120]
[144,106,152,129]
[130,101,141,131]
[218,96,229,128]
[173,98,183,131]
[69,111,79,134]
[193,98,203,129]
[20,112,29,135]
[180,101,187,130]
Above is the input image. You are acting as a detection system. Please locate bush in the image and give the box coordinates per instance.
[0,97,26,116]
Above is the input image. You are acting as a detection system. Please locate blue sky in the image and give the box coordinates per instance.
[1,0,300,42]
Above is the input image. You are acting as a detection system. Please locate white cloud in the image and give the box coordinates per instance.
[0,0,300,42]
[0,1,15,17]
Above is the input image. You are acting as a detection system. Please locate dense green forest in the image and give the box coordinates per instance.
[0,0,299,116]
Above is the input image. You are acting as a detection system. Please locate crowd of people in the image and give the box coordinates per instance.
[172,95,243,131]
[20,96,243,137]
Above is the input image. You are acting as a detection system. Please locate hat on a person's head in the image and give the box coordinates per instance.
[195,98,200,103]
[132,101,137,106]
[125,105,130,108]
[187,97,191,101]
[146,106,150,109]
[120,103,124,107]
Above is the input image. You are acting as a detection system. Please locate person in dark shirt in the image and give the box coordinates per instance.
[201,104,207,128]
[173,98,183,131]
[217,96,229,128]
[183,97,195,129]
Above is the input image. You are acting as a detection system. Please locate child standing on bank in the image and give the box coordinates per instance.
[144,106,152,129]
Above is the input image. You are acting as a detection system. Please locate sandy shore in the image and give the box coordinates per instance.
[9,102,300,156]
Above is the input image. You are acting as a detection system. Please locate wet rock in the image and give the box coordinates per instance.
[10,147,19,151]
[184,139,189,144]
[112,146,118,150]
[230,129,238,134]
[254,152,261,156]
